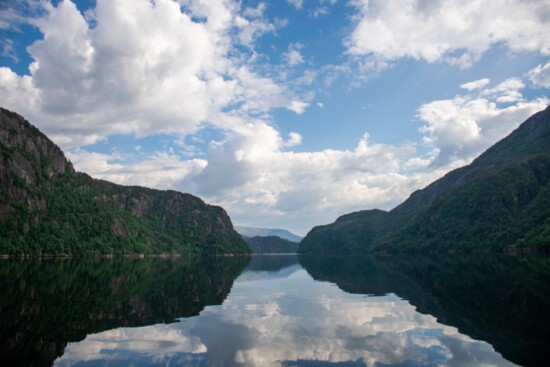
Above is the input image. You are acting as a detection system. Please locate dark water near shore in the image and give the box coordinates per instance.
[0,255,548,366]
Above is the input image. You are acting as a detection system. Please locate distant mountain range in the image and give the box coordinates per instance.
[0,108,249,255]
[235,226,302,242]
[299,106,550,254]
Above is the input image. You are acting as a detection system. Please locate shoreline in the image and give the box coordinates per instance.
[0,252,251,259]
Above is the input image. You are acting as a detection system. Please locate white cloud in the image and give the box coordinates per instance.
[287,0,304,10]
[295,69,317,85]
[242,2,266,18]
[311,7,329,18]
[283,42,305,66]
[287,0,338,13]
[234,2,281,46]
[0,0,293,147]
[287,100,309,114]
[460,78,490,91]
[284,132,303,147]
[232,67,291,115]
[0,67,40,118]
[0,39,18,62]
[67,149,207,190]
[418,78,548,168]
[527,62,550,89]
[347,0,550,68]
[180,122,419,234]
[0,0,46,31]
[481,78,525,104]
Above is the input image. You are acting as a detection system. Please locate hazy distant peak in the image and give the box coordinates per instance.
[234,226,302,243]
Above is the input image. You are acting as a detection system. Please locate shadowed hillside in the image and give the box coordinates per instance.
[0,108,249,255]
[300,106,550,253]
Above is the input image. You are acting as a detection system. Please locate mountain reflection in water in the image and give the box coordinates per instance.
[1,255,548,366]
[0,256,249,367]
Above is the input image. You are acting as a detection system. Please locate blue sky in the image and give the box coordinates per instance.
[1,0,549,235]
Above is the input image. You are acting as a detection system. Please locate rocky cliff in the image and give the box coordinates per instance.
[0,108,249,255]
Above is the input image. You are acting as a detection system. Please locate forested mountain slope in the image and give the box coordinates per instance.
[0,108,249,255]
[300,106,550,253]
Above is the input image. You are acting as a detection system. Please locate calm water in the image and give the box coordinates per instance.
[1,255,549,367]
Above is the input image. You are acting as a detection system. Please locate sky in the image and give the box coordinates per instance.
[0,0,549,236]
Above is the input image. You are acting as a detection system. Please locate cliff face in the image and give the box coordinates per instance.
[299,106,550,253]
[0,109,73,220]
[0,108,249,255]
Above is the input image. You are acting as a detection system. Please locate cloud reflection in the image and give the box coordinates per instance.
[55,267,516,367]
[55,324,207,366]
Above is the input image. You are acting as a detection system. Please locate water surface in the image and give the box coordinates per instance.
[1,255,548,366]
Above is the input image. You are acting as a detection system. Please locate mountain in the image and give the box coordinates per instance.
[298,210,387,254]
[244,235,299,254]
[235,225,302,242]
[0,108,249,255]
[299,106,550,254]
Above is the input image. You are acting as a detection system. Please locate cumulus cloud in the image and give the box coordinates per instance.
[527,62,550,89]
[347,0,550,68]
[180,122,419,234]
[0,0,294,147]
[287,100,309,114]
[284,132,303,147]
[0,67,41,119]
[418,78,548,168]
[66,149,207,190]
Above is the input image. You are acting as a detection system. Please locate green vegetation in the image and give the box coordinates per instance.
[379,153,550,252]
[0,141,13,158]
[299,106,550,253]
[299,209,387,254]
[244,235,299,253]
[0,108,249,255]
